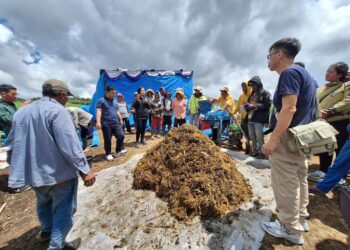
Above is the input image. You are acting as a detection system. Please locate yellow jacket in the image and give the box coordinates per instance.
[213,94,235,115]
[317,81,350,122]
[233,82,252,119]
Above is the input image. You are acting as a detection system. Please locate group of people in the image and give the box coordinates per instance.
[0,36,350,248]
[95,85,193,161]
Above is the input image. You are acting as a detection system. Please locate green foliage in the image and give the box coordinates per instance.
[14,97,90,108]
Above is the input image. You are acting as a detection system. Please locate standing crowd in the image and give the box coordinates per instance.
[0,37,349,249]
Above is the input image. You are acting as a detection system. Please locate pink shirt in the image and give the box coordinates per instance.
[172,98,187,119]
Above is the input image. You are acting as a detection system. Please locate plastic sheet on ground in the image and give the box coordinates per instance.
[67,151,275,250]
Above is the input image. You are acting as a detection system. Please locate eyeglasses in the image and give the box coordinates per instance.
[267,51,278,60]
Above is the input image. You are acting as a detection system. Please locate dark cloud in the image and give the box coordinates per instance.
[0,0,349,98]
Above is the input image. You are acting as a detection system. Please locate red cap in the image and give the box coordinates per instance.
[117,93,123,98]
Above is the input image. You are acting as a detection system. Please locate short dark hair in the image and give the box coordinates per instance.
[0,84,16,93]
[269,37,301,59]
[331,62,349,82]
[105,86,115,92]
[42,89,61,97]
[137,87,144,94]
[295,62,305,68]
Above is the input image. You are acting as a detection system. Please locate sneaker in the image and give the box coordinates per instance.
[63,237,81,250]
[135,142,140,148]
[150,135,154,140]
[141,140,147,145]
[308,170,325,182]
[261,220,304,245]
[106,154,114,161]
[256,153,265,160]
[8,185,31,193]
[39,231,51,243]
[299,218,309,232]
[115,149,127,157]
[337,178,346,186]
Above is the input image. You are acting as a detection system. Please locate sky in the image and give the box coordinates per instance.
[0,0,349,99]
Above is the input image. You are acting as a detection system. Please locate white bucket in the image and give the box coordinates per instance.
[0,147,10,169]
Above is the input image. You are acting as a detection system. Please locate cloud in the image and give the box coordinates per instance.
[0,70,14,83]
[0,0,349,99]
[22,50,41,65]
[0,24,13,43]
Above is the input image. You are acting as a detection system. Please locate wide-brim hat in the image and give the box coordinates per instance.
[219,86,230,93]
[175,90,185,98]
[194,86,202,92]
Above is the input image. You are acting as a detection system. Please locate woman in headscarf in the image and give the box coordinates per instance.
[145,89,155,127]
[150,92,163,139]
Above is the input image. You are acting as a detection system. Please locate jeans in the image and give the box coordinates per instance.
[317,137,350,193]
[102,123,125,155]
[248,122,264,154]
[189,113,200,127]
[33,178,78,250]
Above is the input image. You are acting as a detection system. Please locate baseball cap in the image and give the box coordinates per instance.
[117,93,123,98]
[42,79,74,96]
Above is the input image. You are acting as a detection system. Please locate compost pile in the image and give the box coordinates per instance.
[133,124,252,220]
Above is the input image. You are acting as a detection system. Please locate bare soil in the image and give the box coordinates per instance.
[0,129,349,249]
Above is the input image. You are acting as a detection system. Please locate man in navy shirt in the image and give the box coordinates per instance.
[96,86,125,161]
[261,38,316,245]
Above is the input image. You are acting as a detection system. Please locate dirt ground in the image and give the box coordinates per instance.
[0,130,349,249]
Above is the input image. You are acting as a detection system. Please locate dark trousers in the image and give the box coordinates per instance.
[318,119,348,173]
[80,120,94,149]
[148,114,152,128]
[163,115,172,132]
[122,118,131,133]
[211,120,230,142]
[101,123,124,155]
[136,118,147,142]
[174,118,186,128]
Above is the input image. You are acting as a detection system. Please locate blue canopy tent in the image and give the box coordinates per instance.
[89,69,194,119]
